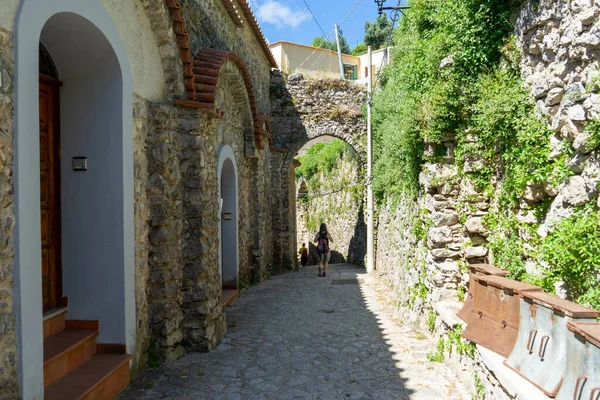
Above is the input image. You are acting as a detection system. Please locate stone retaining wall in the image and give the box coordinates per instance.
[374,0,600,397]
[518,0,600,235]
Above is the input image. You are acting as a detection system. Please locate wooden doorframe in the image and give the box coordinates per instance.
[40,73,63,313]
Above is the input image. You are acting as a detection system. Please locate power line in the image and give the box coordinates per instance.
[296,28,336,72]
[301,0,329,38]
[339,0,363,28]
[296,0,364,74]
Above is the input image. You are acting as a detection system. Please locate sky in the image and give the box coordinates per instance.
[248,0,384,49]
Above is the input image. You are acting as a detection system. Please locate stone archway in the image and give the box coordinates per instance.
[269,70,368,269]
[14,1,134,397]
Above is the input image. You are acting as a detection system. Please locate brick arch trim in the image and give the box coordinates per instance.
[164,0,265,148]
[193,48,264,149]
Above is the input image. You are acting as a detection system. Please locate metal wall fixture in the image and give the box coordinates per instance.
[457,263,508,324]
[504,292,599,397]
[461,275,541,357]
[556,322,600,400]
[373,0,410,21]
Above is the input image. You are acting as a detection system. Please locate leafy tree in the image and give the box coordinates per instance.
[364,15,393,49]
[310,35,351,54]
[351,43,367,56]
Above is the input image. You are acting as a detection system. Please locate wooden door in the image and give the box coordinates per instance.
[40,75,62,313]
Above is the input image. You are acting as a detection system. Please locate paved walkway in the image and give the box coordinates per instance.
[121,264,469,400]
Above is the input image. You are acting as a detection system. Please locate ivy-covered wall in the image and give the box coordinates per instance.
[374,0,600,313]
[371,0,599,396]
[295,140,367,266]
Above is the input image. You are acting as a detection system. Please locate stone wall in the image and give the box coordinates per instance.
[270,71,367,158]
[0,27,18,399]
[375,0,600,330]
[132,95,152,373]
[518,0,600,234]
[0,0,278,394]
[373,0,600,397]
[296,151,367,267]
[270,71,367,271]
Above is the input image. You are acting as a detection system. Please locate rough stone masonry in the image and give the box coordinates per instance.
[374,0,600,397]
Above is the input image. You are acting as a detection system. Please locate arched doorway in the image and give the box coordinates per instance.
[14,2,134,397]
[217,145,239,305]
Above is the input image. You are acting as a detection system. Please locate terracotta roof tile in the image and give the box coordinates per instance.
[221,0,244,27]
[164,0,271,149]
[222,0,277,67]
[164,0,195,100]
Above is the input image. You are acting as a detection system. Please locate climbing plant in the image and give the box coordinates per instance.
[371,0,599,308]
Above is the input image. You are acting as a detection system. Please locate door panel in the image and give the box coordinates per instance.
[39,78,62,313]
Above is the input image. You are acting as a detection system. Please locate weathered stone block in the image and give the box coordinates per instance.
[465,246,488,259]
[428,226,453,247]
[562,175,591,206]
[522,183,546,202]
[431,212,459,227]
[465,217,488,236]
[545,87,565,106]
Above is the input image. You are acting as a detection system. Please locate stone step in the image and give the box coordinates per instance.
[43,306,68,340]
[44,328,98,387]
[45,353,132,400]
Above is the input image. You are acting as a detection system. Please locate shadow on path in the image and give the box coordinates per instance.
[121,264,467,400]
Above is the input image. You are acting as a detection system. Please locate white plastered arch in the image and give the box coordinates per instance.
[217,144,239,291]
[13,1,134,398]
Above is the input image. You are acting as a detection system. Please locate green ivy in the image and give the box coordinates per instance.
[427,310,437,332]
[296,140,356,182]
[372,0,520,203]
[583,118,600,153]
[371,0,599,307]
[427,337,446,362]
[539,206,600,309]
[447,326,476,359]
[473,373,486,400]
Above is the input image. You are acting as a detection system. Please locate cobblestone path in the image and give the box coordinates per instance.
[121,264,469,400]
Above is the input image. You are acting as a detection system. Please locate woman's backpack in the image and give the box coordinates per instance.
[317,232,329,254]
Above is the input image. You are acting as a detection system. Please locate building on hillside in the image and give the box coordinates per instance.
[0,0,300,398]
[269,41,391,84]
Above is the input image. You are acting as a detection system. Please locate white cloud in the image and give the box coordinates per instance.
[254,0,311,29]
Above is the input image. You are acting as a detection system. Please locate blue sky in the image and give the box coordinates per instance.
[249,0,384,49]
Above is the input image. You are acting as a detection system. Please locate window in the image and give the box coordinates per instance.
[343,64,357,80]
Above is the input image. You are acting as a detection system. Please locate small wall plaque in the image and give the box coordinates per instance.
[223,213,232,220]
[72,157,87,171]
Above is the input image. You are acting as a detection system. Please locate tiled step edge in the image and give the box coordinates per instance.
[44,329,98,387]
[45,353,132,400]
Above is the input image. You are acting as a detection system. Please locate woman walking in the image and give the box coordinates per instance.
[314,223,333,277]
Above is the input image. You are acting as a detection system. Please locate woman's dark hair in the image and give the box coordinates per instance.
[319,223,327,233]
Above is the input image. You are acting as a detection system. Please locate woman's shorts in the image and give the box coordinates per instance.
[318,252,331,262]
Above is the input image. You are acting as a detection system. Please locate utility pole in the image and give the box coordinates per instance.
[334,24,345,80]
[366,46,374,273]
